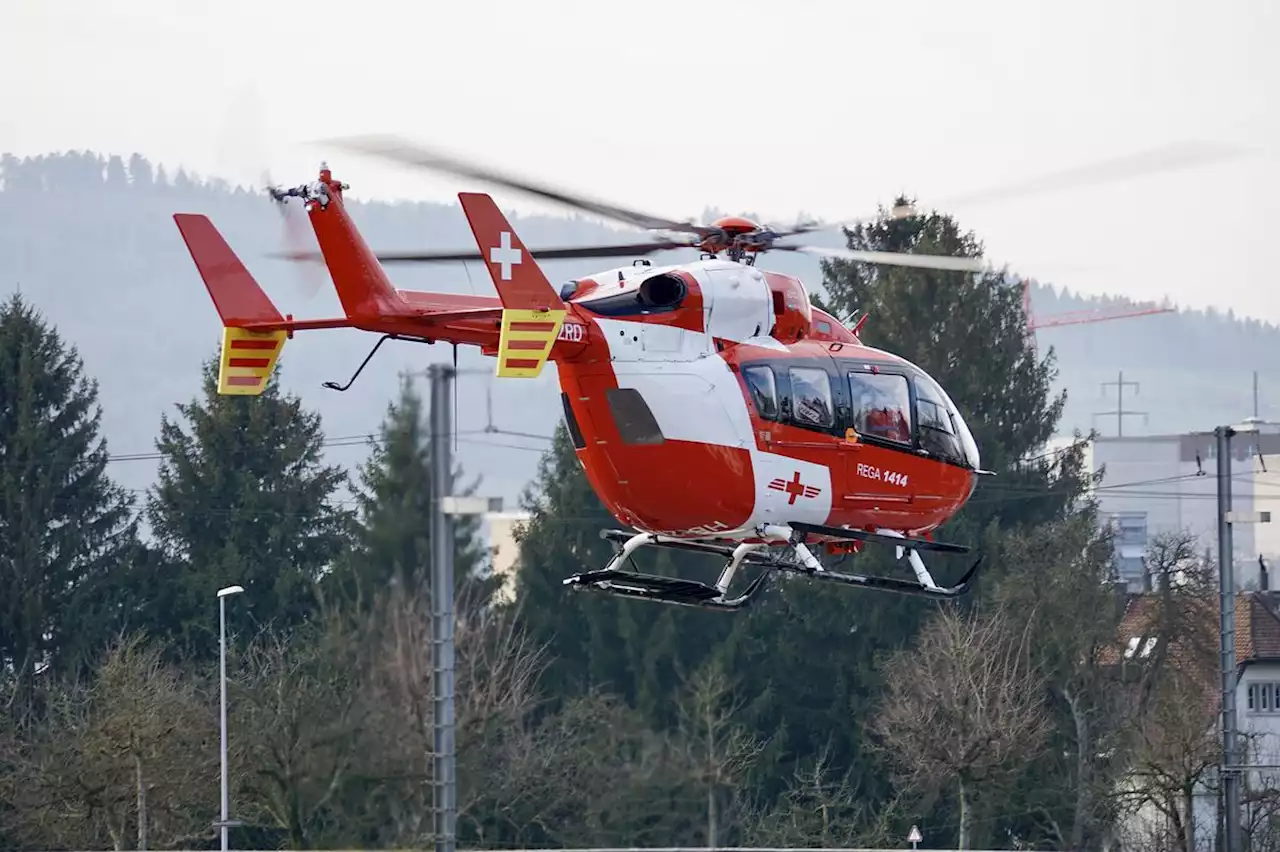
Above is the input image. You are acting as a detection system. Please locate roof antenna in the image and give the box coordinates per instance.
[452,343,459,455]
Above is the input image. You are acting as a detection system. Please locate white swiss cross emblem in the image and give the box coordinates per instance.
[489,231,523,281]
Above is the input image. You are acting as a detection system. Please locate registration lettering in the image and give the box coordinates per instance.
[558,322,586,343]
[856,462,909,488]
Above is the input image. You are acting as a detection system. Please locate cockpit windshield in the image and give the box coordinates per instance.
[910,368,981,471]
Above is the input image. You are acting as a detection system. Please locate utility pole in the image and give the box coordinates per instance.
[1216,419,1277,852]
[1217,425,1243,852]
[1096,370,1146,437]
[428,363,458,852]
[423,362,504,852]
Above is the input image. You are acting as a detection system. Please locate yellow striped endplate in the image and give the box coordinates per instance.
[217,327,287,396]
[495,309,566,379]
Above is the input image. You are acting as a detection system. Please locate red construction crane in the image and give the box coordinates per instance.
[1022,278,1175,351]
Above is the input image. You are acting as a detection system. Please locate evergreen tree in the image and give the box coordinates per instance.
[817,197,1090,533]
[0,294,139,690]
[514,423,735,721]
[328,374,495,612]
[143,355,355,664]
[764,199,1096,843]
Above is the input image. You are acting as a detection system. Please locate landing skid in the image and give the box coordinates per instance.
[562,523,982,611]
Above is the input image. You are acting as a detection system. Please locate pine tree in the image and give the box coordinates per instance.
[330,374,494,612]
[0,294,139,690]
[818,196,1090,533]
[143,355,355,663]
[513,423,735,720]
[793,199,1097,843]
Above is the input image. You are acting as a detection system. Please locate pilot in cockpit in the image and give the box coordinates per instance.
[860,384,911,443]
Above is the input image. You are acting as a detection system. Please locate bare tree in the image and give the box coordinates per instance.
[0,634,215,851]
[1115,665,1219,852]
[230,621,368,849]
[742,746,906,848]
[355,580,550,847]
[674,657,765,847]
[1111,531,1220,852]
[473,688,703,848]
[993,510,1131,849]
[869,605,1053,850]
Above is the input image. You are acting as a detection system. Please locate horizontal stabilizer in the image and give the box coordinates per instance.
[173,213,284,325]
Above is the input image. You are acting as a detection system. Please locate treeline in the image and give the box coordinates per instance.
[0,194,1244,852]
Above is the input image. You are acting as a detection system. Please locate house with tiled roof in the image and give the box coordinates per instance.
[1106,579,1280,852]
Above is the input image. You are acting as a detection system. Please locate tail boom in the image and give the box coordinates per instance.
[177,172,594,397]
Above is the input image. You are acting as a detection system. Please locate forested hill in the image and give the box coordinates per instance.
[1,151,1275,508]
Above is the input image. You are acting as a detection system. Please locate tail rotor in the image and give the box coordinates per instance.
[217,85,327,301]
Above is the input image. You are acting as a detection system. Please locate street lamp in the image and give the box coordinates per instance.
[215,585,244,852]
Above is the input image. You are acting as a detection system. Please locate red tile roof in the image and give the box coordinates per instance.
[1102,590,1280,669]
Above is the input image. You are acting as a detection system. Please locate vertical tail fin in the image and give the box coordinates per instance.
[174,213,288,396]
[456,192,567,378]
[297,167,407,320]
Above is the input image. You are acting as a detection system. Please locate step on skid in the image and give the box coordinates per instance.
[561,522,983,611]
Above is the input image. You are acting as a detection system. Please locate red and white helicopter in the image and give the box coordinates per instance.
[173,137,1231,611]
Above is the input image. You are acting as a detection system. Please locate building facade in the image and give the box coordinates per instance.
[1108,590,1280,852]
[483,510,532,604]
[1058,431,1280,592]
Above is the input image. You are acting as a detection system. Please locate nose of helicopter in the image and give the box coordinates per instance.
[908,364,981,472]
[951,405,982,471]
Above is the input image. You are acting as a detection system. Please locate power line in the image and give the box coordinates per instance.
[99,428,554,465]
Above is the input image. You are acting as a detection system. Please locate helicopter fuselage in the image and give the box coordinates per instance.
[547,257,981,544]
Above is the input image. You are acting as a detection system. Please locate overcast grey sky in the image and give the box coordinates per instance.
[4,0,1277,322]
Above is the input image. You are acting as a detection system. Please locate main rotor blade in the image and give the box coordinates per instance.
[929,140,1252,211]
[767,203,919,242]
[267,238,697,265]
[375,239,695,264]
[778,244,987,272]
[318,133,709,236]
[772,142,1250,241]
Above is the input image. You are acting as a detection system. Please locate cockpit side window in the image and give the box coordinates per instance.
[915,383,966,466]
[787,367,834,430]
[848,370,911,445]
[743,365,779,421]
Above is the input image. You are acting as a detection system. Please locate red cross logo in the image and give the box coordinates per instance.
[767,471,822,505]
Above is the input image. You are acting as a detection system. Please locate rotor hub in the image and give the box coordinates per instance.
[709,215,762,235]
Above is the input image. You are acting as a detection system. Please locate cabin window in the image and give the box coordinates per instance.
[788,367,834,429]
[816,320,831,335]
[605,387,665,445]
[848,371,911,444]
[915,381,966,465]
[743,365,779,421]
[561,393,586,449]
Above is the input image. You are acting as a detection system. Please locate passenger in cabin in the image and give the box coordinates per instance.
[850,373,911,443]
[865,401,910,443]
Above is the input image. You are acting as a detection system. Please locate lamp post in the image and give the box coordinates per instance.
[216,585,244,852]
